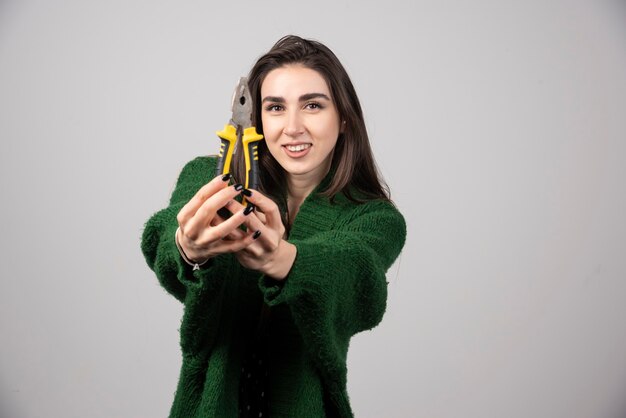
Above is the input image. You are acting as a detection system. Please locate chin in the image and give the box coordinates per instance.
[281,165,312,176]
[285,163,330,179]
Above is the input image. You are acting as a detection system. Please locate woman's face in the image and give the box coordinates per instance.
[260,65,341,184]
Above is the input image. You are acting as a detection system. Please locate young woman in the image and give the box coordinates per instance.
[141,35,406,418]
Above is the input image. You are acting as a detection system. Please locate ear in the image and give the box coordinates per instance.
[340,120,346,133]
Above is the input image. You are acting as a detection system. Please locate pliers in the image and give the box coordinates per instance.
[215,77,264,206]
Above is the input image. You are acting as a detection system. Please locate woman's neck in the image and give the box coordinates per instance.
[287,177,316,220]
[286,165,329,220]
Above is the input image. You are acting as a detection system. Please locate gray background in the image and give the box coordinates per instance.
[1,0,625,417]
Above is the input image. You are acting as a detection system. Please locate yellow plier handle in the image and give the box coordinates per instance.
[242,127,264,191]
[215,124,237,177]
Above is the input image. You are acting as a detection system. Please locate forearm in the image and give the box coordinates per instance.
[257,201,407,335]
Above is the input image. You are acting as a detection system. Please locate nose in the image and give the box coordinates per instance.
[283,110,304,137]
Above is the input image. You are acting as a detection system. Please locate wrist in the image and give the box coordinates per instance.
[175,227,211,271]
[265,240,297,281]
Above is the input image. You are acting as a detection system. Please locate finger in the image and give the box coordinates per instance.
[222,226,248,241]
[210,213,225,227]
[239,189,282,228]
[209,211,244,240]
[231,199,269,225]
[239,211,277,252]
[225,199,269,233]
[215,230,262,254]
[255,210,267,224]
[237,235,264,258]
[193,203,252,244]
[221,200,265,229]
[184,184,243,238]
[211,199,269,248]
[177,174,232,227]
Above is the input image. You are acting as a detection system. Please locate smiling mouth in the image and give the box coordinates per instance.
[284,144,312,152]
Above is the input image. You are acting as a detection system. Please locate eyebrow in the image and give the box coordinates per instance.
[262,93,331,103]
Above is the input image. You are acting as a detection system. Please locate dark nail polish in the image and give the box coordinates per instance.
[243,204,255,216]
[253,230,261,240]
[234,183,243,191]
[240,188,252,197]
[221,173,232,182]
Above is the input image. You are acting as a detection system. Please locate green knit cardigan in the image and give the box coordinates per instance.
[141,156,406,417]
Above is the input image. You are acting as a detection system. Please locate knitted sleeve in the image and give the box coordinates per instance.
[140,156,221,303]
[258,199,406,378]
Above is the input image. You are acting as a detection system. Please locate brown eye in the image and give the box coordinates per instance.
[265,104,283,112]
[305,102,324,110]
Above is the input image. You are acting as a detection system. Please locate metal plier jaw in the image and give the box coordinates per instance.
[216,78,264,203]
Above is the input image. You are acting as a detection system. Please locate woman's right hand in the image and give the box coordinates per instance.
[175,175,260,263]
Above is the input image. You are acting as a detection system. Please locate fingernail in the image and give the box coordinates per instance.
[221,173,232,182]
[253,230,261,240]
[243,204,255,216]
[240,188,252,197]
[234,183,243,191]
[243,203,254,216]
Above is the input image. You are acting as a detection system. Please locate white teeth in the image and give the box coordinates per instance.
[286,144,311,152]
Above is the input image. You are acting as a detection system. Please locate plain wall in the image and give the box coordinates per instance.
[1,1,625,417]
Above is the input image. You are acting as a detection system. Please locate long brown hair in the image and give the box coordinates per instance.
[232,35,390,212]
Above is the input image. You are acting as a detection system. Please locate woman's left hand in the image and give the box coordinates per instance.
[231,189,297,280]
